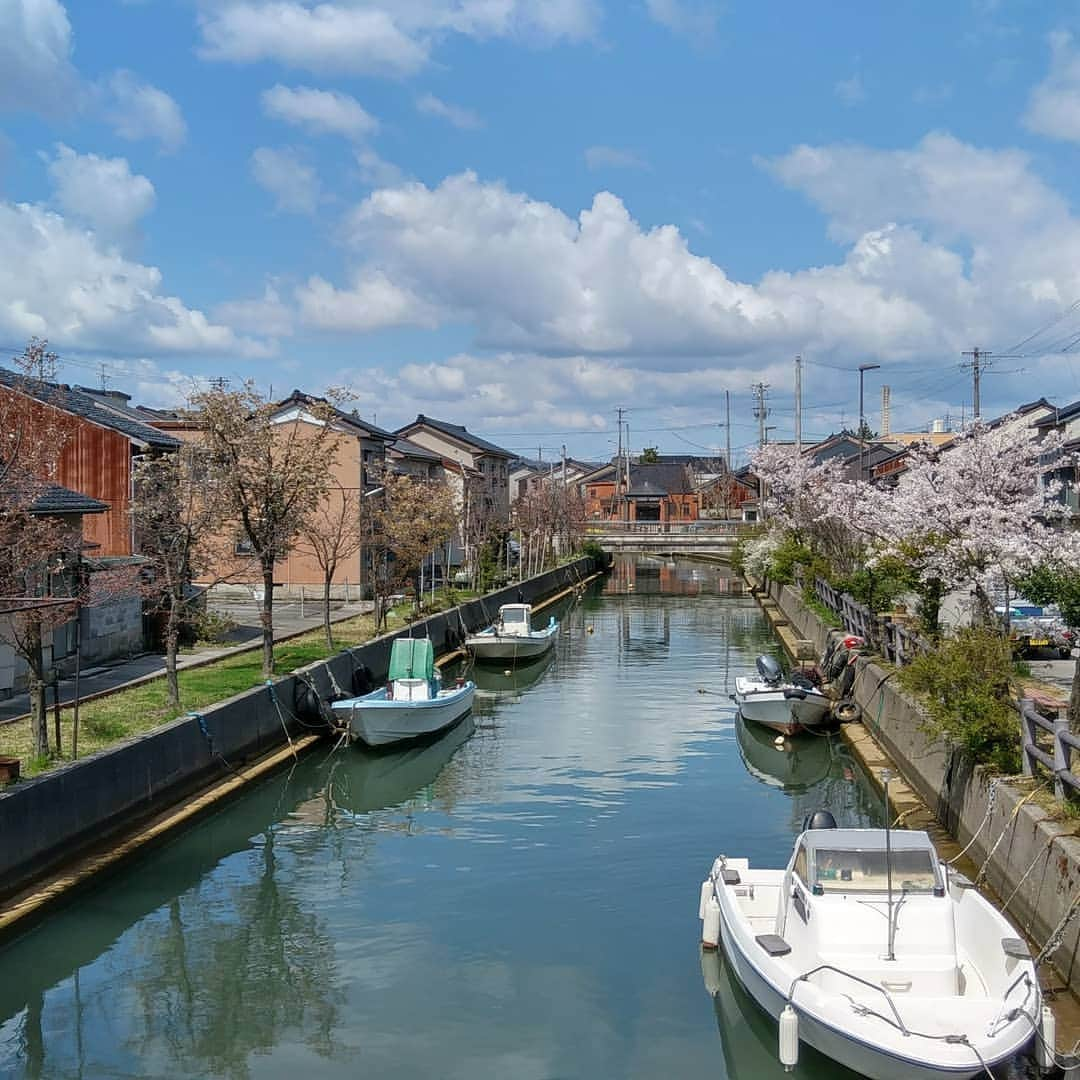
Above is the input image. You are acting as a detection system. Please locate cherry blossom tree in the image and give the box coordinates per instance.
[844,419,1079,631]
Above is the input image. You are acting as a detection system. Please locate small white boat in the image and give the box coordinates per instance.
[331,638,474,747]
[465,603,558,661]
[699,816,1043,1080]
[734,655,833,735]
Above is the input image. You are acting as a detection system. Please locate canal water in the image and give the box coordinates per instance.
[0,556,883,1080]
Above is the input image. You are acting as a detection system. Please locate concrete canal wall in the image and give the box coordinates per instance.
[766,577,1080,996]
[0,558,595,906]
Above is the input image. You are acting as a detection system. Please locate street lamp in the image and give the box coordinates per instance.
[858,363,881,481]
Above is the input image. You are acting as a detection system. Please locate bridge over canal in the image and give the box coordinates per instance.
[584,521,750,560]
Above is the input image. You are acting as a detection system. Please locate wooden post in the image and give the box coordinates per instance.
[1054,716,1070,801]
[52,676,62,755]
[1019,698,1035,779]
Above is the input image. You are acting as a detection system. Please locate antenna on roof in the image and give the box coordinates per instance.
[208,376,230,391]
[98,362,109,391]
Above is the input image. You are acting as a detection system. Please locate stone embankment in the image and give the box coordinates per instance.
[761,577,1080,1006]
[0,558,598,939]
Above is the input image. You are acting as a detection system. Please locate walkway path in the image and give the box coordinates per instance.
[0,600,373,725]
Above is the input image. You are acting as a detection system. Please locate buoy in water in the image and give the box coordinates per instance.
[773,735,786,748]
[779,1005,799,1070]
[586,625,594,634]
[503,669,512,677]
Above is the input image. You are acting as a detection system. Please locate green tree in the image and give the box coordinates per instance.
[639,446,659,463]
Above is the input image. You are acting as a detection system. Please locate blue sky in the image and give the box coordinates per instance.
[5,1,1080,463]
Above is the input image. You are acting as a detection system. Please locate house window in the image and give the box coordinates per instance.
[235,536,256,556]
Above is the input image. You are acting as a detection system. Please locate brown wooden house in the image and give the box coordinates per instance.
[0,372,180,556]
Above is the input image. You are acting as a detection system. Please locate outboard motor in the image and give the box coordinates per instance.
[755,654,784,686]
[802,809,838,832]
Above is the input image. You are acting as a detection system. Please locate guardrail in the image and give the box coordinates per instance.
[807,574,930,667]
[1019,697,1080,799]
[584,521,748,536]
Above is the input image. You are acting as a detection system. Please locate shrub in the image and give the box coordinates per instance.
[188,609,238,645]
[897,627,1020,773]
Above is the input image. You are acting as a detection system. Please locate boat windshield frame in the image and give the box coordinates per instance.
[797,829,944,897]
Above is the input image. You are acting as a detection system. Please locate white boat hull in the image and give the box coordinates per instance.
[331,683,475,747]
[465,626,557,661]
[701,851,1039,1080]
[734,676,832,735]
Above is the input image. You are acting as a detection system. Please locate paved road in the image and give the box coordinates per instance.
[1023,649,1077,699]
[0,598,373,725]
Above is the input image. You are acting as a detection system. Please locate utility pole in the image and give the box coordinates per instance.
[725,389,732,472]
[961,347,991,421]
[858,363,880,483]
[752,382,770,449]
[794,355,803,451]
[615,406,626,521]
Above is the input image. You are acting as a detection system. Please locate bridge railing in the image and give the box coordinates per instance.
[583,521,749,536]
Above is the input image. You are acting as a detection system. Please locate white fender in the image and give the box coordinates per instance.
[779,1004,799,1070]
[699,880,712,920]
[1038,1005,1056,1072]
[702,896,720,949]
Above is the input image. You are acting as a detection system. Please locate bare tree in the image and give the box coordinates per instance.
[189,384,346,678]
[296,482,364,648]
[130,446,232,708]
[377,472,458,617]
[0,340,78,756]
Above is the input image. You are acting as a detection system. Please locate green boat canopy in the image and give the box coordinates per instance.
[389,637,435,681]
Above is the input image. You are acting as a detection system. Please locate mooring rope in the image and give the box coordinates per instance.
[973,782,1049,887]
[946,779,1000,866]
[1034,890,1080,967]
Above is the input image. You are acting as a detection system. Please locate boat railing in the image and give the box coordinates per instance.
[787,963,910,1035]
[1019,696,1080,800]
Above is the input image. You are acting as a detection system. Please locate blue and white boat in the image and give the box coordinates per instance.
[465,603,558,662]
[331,638,474,747]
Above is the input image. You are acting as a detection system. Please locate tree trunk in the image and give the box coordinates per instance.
[27,625,48,758]
[261,563,275,679]
[164,601,181,708]
[323,574,333,650]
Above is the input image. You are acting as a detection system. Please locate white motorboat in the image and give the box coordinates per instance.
[733,655,833,735]
[699,815,1043,1080]
[465,603,559,662]
[331,638,474,747]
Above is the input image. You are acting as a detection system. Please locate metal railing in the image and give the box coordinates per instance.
[806,574,930,667]
[1018,697,1080,799]
[584,521,749,536]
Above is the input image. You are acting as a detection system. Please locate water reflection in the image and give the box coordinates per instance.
[700,947,860,1080]
[0,557,882,1080]
[470,651,554,700]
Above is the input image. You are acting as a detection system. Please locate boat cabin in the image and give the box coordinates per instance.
[387,638,439,701]
[780,829,960,997]
[496,604,533,638]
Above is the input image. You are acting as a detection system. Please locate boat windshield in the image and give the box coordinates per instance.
[813,847,939,894]
[501,609,528,625]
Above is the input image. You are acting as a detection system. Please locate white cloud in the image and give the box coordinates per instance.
[262,83,379,139]
[250,146,321,214]
[296,269,438,331]
[645,0,718,39]
[104,70,187,152]
[355,147,407,188]
[0,199,267,356]
[1025,30,1080,142]
[197,1,600,76]
[312,170,946,359]
[213,284,295,338]
[295,134,1080,393]
[416,92,482,130]
[834,74,864,105]
[0,0,77,113]
[46,144,156,248]
[584,145,648,171]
